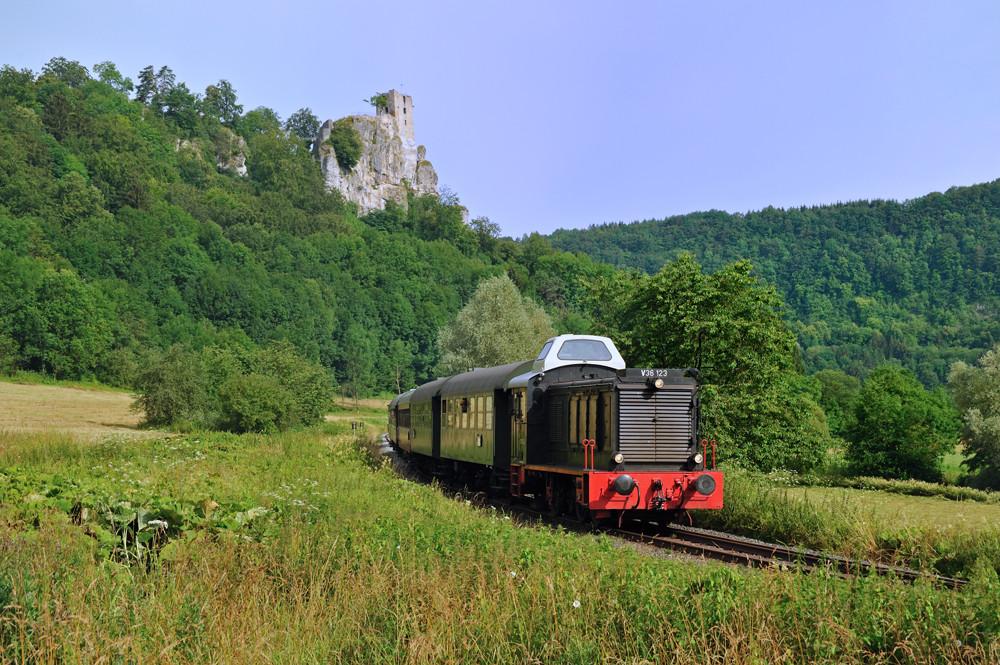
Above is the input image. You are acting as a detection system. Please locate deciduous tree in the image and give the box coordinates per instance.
[437,274,555,375]
[949,344,1000,488]
[586,254,830,471]
[847,365,960,481]
[285,107,319,140]
[41,57,89,88]
[92,61,133,95]
[203,79,242,127]
[814,369,861,437]
[238,106,281,136]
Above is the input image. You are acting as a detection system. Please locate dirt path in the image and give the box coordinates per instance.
[0,382,157,440]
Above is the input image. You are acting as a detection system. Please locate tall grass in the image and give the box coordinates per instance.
[695,466,1000,579]
[1,429,998,663]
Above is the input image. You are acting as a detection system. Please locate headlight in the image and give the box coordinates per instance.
[694,453,704,464]
[613,453,624,464]
[653,378,664,389]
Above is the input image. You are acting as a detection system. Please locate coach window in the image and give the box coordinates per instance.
[486,395,493,429]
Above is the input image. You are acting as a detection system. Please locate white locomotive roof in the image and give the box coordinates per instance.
[533,335,625,372]
[506,335,625,389]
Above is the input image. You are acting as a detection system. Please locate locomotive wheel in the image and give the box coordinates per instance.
[574,501,589,522]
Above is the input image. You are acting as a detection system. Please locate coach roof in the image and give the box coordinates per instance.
[437,361,533,398]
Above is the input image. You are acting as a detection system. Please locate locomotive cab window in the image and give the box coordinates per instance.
[536,341,553,361]
[557,339,613,361]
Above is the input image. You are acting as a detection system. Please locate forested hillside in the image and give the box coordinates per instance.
[549,192,1000,386]
[0,58,609,394]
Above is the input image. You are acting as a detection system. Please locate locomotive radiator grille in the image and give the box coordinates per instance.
[618,389,694,463]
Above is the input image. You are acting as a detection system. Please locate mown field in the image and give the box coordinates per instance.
[0,381,153,439]
[1,385,999,663]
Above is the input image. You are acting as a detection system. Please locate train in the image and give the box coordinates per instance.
[386,334,723,522]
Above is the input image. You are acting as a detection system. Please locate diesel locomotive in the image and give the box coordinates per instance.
[387,335,723,521]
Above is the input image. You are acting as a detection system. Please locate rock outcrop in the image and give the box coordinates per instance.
[315,90,437,214]
[216,130,247,177]
[174,127,247,178]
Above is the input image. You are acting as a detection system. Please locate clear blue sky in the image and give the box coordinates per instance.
[5,0,1000,238]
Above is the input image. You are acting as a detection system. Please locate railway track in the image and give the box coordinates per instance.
[610,522,968,589]
[380,436,968,590]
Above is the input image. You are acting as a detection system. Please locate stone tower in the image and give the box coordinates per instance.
[378,89,414,142]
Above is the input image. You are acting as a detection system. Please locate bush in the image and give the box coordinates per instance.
[133,341,334,432]
[218,372,291,433]
[132,345,209,426]
[326,118,362,170]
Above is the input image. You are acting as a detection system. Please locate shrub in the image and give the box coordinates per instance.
[133,341,334,432]
[326,118,362,170]
[218,372,291,433]
[132,344,209,426]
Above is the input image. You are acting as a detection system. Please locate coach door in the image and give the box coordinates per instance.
[510,388,527,464]
[431,396,442,458]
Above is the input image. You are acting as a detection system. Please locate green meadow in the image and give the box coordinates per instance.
[1,414,998,663]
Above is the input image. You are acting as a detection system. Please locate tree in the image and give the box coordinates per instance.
[285,107,319,140]
[41,57,89,88]
[326,118,362,170]
[132,345,208,426]
[586,254,830,472]
[948,344,1000,488]
[342,323,376,409]
[470,216,501,256]
[134,65,155,103]
[203,79,242,127]
[366,93,388,112]
[386,339,414,394]
[814,369,861,437]
[237,106,281,136]
[0,66,36,104]
[151,65,176,116]
[19,269,113,379]
[437,274,556,375]
[92,61,133,95]
[846,365,960,481]
[162,82,199,131]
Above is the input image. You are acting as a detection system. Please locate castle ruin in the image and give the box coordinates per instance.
[315,89,437,214]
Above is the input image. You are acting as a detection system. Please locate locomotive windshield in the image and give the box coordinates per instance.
[556,339,613,361]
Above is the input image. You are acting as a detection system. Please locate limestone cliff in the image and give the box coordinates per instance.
[315,89,437,214]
